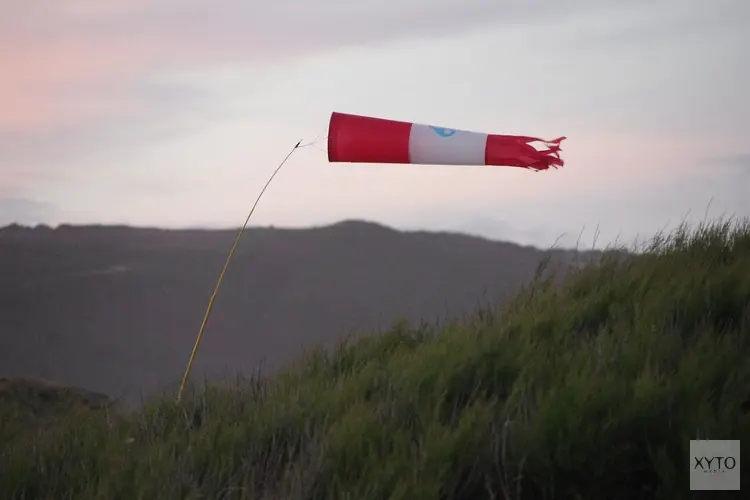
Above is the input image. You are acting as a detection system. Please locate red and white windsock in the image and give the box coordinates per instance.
[327,112,565,171]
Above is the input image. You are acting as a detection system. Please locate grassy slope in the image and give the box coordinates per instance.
[1,220,749,499]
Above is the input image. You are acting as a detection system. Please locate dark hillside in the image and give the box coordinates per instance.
[0,220,588,404]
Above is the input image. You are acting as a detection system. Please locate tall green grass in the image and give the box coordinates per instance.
[2,219,749,499]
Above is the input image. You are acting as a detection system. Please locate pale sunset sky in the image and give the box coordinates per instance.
[2,0,748,248]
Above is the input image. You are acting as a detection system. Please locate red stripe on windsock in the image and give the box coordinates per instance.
[485,134,566,171]
[328,112,412,164]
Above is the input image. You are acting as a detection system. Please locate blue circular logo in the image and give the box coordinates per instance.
[430,126,457,137]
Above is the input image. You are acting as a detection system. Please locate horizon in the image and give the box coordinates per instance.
[2,0,749,249]
[2,215,729,255]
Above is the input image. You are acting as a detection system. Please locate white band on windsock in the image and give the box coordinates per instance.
[408,124,488,165]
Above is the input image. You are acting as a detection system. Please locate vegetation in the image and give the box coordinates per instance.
[2,219,749,499]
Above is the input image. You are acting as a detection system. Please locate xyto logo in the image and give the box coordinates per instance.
[693,456,737,474]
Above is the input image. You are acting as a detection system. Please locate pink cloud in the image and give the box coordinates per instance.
[1,3,283,136]
[2,39,159,134]
[56,0,156,20]
[0,163,62,195]
[1,0,580,138]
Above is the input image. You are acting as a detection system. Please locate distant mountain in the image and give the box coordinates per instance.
[0,220,599,405]
[0,198,57,226]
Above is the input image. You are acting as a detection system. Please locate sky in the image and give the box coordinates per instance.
[1,0,749,248]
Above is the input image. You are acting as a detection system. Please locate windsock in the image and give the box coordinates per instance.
[327,112,565,171]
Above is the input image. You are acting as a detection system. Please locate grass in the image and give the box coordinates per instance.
[1,219,749,499]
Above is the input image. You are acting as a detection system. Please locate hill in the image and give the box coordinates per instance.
[1,219,748,499]
[0,376,111,432]
[0,220,593,405]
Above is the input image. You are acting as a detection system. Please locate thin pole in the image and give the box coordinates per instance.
[176,140,302,403]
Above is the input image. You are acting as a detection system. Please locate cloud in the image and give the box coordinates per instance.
[699,153,750,174]
[3,0,735,169]
[0,198,59,226]
[703,154,750,169]
[1,77,219,164]
[2,0,657,141]
[4,0,640,193]
[698,154,750,187]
